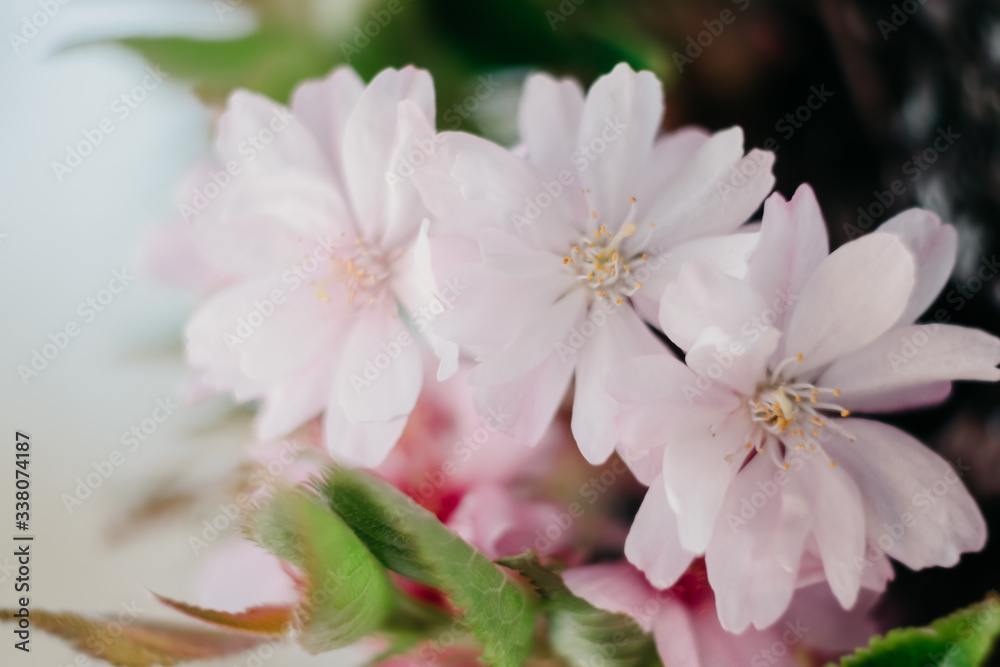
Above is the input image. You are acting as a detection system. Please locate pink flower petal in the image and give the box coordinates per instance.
[624,475,697,590]
[782,232,916,375]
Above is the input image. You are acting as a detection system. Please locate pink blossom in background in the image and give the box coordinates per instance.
[415,62,776,465]
[376,362,586,561]
[611,183,999,631]
[564,559,878,667]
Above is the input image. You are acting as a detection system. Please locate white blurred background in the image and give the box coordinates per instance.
[0,1,364,664]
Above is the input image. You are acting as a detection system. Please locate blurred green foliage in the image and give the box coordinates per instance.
[112,0,670,138]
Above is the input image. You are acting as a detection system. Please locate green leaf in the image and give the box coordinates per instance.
[247,490,395,654]
[833,594,1000,667]
[0,608,269,667]
[317,468,537,667]
[498,552,660,667]
[115,29,335,104]
[152,594,293,636]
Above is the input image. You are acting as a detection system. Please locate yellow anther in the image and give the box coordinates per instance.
[829,461,837,469]
[840,410,851,417]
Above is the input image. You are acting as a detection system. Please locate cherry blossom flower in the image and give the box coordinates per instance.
[183,65,451,468]
[563,559,877,666]
[610,184,999,631]
[416,63,775,465]
[376,362,586,561]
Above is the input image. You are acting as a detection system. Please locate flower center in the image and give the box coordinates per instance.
[726,353,855,470]
[563,202,658,305]
[312,238,402,313]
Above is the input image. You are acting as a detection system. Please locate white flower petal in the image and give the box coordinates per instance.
[706,453,804,633]
[518,73,585,179]
[624,474,697,590]
[878,209,957,325]
[449,138,581,252]
[185,274,286,398]
[216,90,329,178]
[636,127,710,203]
[236,287,345,384]
[630,230,759,325]
[571,306,666,464]
[323,398,409,468]
[577,63,664,233]
[472,347,577,447]
[663,408,748,552]
[341,67,435,243]
[335,303,423,424]
[827,419,987,570]
[609,353,728,484]
[782,233,916,375]
[659,260,768,352]
[255,351,337,440]
[642,127,774,247]
[786,454,866,610]
[819,324,1000,409]
[290,65,365,187]
[469,288,587,387]
[745,184,829,336]
[848,381,951,413]
[685,324,782,397]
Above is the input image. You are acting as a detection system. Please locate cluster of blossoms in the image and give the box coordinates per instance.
[151,62,1000,665]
